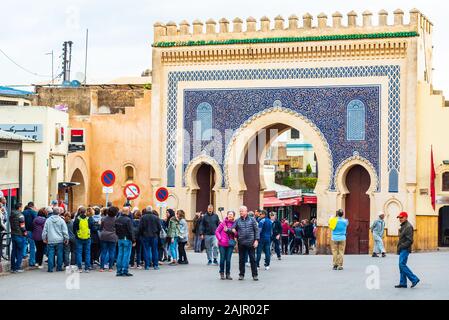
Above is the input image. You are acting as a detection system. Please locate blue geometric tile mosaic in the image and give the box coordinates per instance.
[183,86,380,190]
[166,65,401,190]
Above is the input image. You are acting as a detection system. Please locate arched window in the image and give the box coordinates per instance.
[443,172,449,191]
[346,99,366,141]
[125,165,134,182]
[195,102,213,141]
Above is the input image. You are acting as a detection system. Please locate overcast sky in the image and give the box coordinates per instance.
[1,0,448,93]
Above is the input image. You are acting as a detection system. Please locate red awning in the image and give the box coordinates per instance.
[303,195,317,204]
[263,197,285,207]
[283,197,302,206]
[1,188,17,197]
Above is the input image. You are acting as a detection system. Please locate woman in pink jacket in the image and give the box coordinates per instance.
[215,211,237,280]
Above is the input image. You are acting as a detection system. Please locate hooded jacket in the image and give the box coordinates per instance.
[42,215,69,244]
[215,217,237,247]
[32,216,46,241]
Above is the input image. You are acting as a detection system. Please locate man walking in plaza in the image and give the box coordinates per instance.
[256,210,273,270]
[139,205,161,270]
[329,209,348,270]
[199,204,220,265]
[371,211,386,258]
[73,207,94,272]
[22,202,37,266]
[270,212,282,260]
[115,206,136,276]
[232,205,259,281]
[9,202,26,273]
[42,210,69,272]
[395,212,420,288]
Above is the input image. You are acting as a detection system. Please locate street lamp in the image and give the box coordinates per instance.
[45,50,54,85]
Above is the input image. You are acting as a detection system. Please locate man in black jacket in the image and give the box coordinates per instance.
[199,205,220,265]
[303,219,314,255]
[139,206,162,270]
[270,212,282,260]
[115,206,136,277]
[232,205,260,281]
[10,202,27,273]
[395,212,420,288]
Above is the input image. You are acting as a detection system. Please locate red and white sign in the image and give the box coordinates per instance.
[70,128,85,144]
[101,170,116,187]
[124,183,140,200]
[155,187,169,202]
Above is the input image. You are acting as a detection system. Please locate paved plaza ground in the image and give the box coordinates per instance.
[1,251,448,300]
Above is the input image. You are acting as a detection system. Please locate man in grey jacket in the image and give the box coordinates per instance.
[42,213,69,272]
[371,212,386,257]
[232,205,260,281]
[395,212,420,288]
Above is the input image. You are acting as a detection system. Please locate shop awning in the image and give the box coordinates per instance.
[283,197,302,206]
[263,197,285,207]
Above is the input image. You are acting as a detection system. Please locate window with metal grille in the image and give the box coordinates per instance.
[0,150,8,158]
[346,99,366,141]
[290,129,300,139]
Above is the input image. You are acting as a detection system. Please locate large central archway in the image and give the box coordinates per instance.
[224,107,333,222]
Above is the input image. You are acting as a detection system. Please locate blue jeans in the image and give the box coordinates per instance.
[256,239,271,267]
[219,245,233,274]
[11,235,25,271]
[117,239,132,274]
[194,234,202,252]
[169,237,178,261]
[47,243,64,272]
[76,238,91,270]
[25,231,36,265]
[142,237,159,268]
[100,241,116,269]
[272,237,281,258]
[399,249,419,286]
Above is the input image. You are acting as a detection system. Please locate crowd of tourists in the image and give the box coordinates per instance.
[1,195,420,287]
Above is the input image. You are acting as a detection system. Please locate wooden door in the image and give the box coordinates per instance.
[196,164,214,213]
[344,165,371,254]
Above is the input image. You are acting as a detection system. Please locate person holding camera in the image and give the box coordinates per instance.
[215,210,237,280]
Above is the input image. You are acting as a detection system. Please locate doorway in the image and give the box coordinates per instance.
[344,165,371,254]
[438,206,449,247]
[195,163,215,214]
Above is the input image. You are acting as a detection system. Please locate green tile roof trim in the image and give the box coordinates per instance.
[153,31,419,48]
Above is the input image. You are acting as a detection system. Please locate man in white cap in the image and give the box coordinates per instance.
[370,211,386,257]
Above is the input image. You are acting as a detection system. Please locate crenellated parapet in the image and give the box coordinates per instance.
[153,9,432,47]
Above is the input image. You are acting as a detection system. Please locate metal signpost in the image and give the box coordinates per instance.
[101,170,115,207]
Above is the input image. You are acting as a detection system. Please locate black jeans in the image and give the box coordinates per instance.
[64,240,76,266]
[35,240,45,266]
[294,238,303,254]
[281,236,289,254]
[129,238,142,266]
[238,244,257,277]
[91,242,100,264]
[178,241,188,262]
[303,238,310,254]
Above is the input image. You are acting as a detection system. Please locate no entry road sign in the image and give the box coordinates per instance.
[101,170,116,187]
[124,183,140,200]
[155,187,169,202]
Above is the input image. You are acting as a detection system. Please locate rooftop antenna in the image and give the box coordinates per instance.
[62,41,73,83]
[83,29,88,84]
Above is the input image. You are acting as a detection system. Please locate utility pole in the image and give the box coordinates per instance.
[84,29,88,84]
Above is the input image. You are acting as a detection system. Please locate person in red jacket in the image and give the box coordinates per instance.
[281,218,294,255]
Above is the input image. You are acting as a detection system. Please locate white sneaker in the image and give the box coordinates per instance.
[245,262,250,267]
[38,265,44,269]
[265,266,270,271]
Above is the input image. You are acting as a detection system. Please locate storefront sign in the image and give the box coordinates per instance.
[277,189,302,199]
[0,124,43,142]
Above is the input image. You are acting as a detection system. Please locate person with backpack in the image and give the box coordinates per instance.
[256,210,273,270]
[215,210,237,280]
[139,206,162,270]
[22,202,37,267]
[167,209,181,266]
[73,207,94,273]
[99,207,118,272]
[293,221,305,254]
[42,209,69,272]
[270,212,282,260]
[329,209,349,270]
[177,210,189,265]
[10,202,27,273]
[115,206,135,277]
[157,210,168,264]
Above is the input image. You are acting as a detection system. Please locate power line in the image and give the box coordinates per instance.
[0,47,51,78]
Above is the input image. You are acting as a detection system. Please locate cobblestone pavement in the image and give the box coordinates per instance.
[1,251,448,300]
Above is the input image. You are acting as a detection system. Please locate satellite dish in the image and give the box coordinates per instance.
[70,80,81,87]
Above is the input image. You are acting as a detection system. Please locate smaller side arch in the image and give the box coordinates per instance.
[334,155,378,196]
[184,155,223,191]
